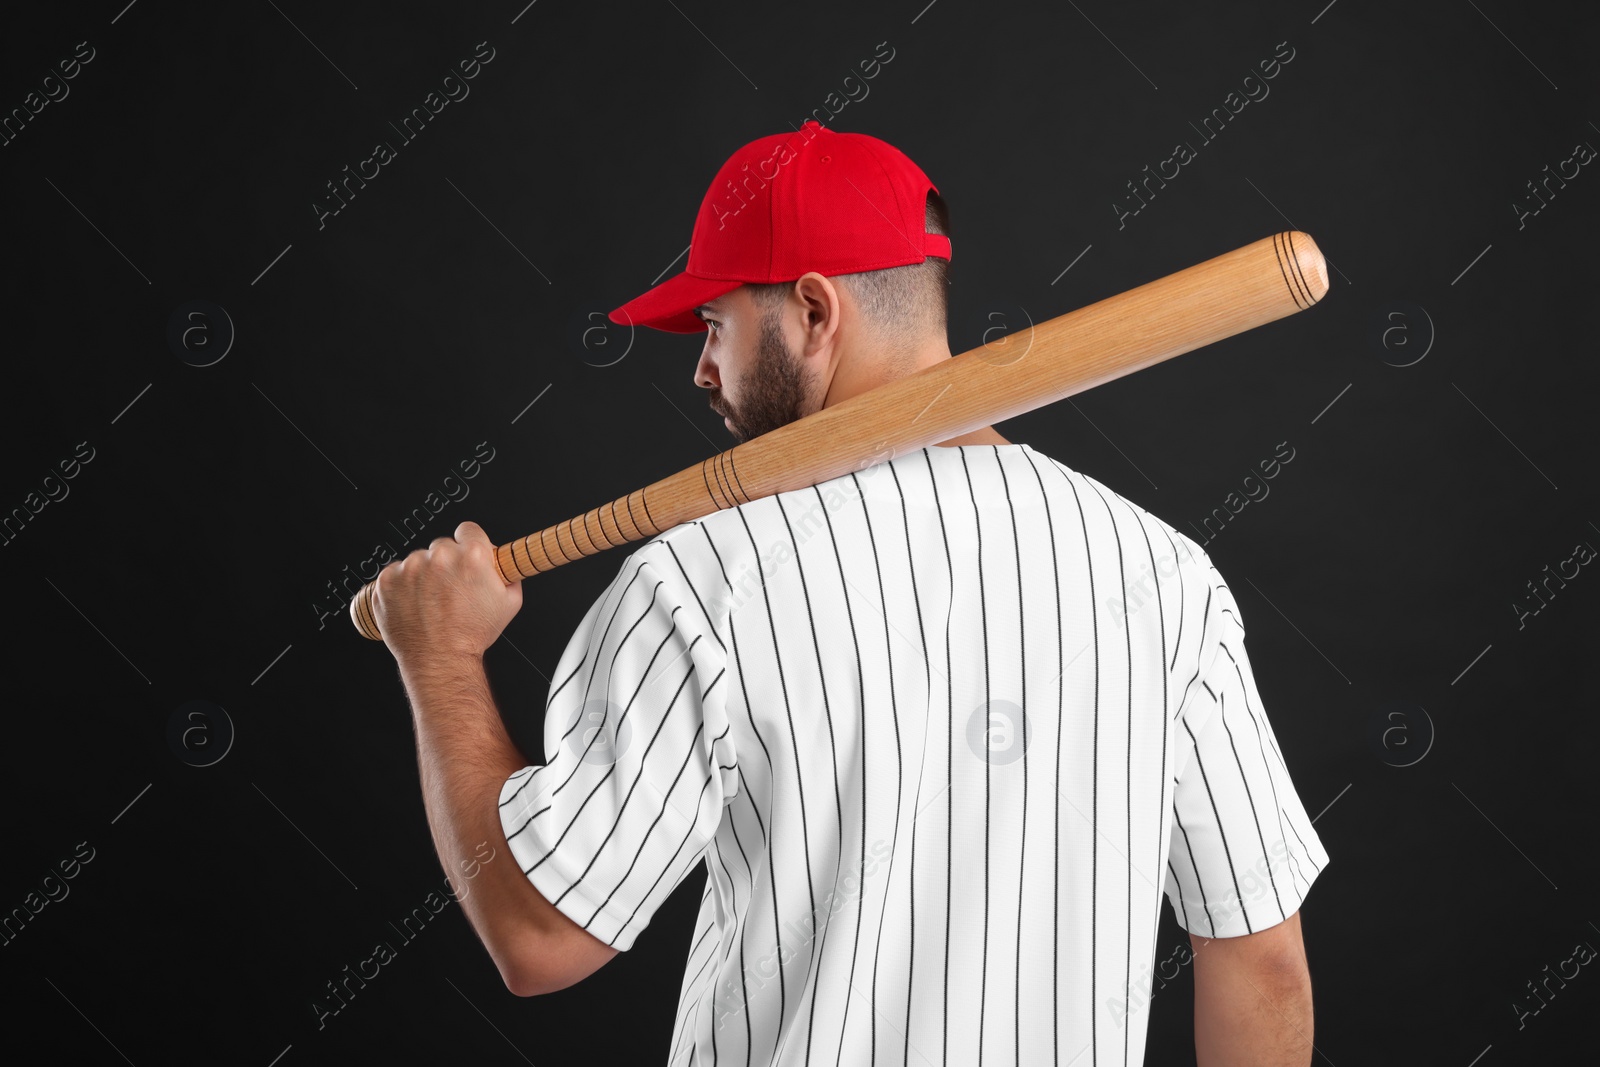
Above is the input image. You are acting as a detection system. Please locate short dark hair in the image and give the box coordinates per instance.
[745,189,950,348]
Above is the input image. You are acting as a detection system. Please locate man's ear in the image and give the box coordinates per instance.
[790,271,842,357]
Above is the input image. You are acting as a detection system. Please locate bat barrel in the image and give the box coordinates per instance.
[351,230,1328,641]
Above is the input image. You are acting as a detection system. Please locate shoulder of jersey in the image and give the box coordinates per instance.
[1030,447,1216,588]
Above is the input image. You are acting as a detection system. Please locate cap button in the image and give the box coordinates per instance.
[821,155,831,162]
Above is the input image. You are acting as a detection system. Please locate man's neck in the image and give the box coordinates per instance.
[821,336,1013,449]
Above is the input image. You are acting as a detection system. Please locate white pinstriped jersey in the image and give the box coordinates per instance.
[497,442,1330,1066]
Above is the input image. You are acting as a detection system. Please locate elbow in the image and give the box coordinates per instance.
[500,955,553,998]
[502,966,560,998]
[1248,944,1312,1006]
[1261,931,1313,995]
[496,939,596,998]
[491,931,548,998]
[499,958,536,998]
[500,958,589,998]
[496,942,555,998]
[501,966,546,999]
[1251,949,1315,1032]
[486,894,621,996]
[1278,957,1315,1005]
[1280,953,1313,989]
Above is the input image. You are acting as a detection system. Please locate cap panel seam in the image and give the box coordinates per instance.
[859,140,926,262]
[767,147,778,279]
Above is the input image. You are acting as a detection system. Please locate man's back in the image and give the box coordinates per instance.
[496,442,1330,1065]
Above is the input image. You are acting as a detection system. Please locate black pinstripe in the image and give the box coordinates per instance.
[492,443,1331,1066]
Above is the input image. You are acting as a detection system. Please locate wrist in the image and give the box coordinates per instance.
[399,648,487,694]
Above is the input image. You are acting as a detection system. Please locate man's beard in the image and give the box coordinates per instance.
[718,310,812,444]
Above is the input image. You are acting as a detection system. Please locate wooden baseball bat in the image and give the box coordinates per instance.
[352,230,1328,640]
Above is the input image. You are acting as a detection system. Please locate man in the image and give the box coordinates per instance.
[372,120,1331,1065]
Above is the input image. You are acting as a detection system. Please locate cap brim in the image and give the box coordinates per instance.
[609,271,744,334]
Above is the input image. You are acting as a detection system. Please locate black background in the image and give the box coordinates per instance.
[2,1,1596,1064]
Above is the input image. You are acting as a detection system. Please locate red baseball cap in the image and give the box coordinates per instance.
[609,120,951,334]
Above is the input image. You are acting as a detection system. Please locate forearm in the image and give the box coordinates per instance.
[1194,966,1315,1066]
[399,653,549,983]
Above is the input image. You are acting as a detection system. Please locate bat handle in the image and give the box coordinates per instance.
[349,487,669,641]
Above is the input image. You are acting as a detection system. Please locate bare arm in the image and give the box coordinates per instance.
[1191,910,1315,1066]
[373,522,619,996]
[400,652,619,995]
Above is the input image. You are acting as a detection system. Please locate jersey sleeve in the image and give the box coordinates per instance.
[496,540,735,951]
[1163,568,1331,938]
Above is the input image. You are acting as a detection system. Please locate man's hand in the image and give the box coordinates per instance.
[372,520,523,665]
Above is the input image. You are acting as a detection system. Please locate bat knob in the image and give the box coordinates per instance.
[351,580,383,641]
